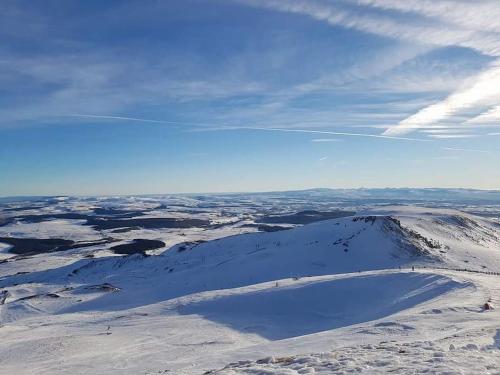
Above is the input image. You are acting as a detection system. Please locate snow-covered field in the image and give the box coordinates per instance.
[0,191,499,374]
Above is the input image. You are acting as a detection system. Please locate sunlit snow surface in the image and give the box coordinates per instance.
[0,190,499,374]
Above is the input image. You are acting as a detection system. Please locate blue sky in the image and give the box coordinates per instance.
[1,0,500,195]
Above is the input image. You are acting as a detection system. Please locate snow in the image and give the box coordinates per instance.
[1,269,498,374]
[0,219,102,242]
[0,242,14,260]
[180,272,466,340]
[0,201,499,374]
[211,337,500,374]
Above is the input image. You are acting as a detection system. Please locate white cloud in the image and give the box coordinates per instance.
[421,129,472,134]
[350,0,500,33]
[467,105,500,124]
[238,0,500,56]
[0,51,270,127]
[384,61,500,135]
[4,0,499,146]
[239,0,500,138]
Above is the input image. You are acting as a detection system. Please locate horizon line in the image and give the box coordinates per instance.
[2,186,500,199]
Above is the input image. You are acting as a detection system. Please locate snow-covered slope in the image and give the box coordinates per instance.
[39,207,500,297]
[0,206,499,374]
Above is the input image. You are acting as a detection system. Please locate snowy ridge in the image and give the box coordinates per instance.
[1,208,498,319]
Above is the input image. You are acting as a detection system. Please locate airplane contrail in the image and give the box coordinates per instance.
[68,114,216,127]
[68,116,494,152]
[442,147,493,154]
[68,115,429,141]
[243,127,433,142]
[70,114,174,124]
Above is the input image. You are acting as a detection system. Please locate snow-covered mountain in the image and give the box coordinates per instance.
[0,205,499,374]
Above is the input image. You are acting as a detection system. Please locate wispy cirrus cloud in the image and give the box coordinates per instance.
[238,0,500,139]
[3,0,500,147]
[350,0,500,33]
[384,61,500,135]
[238,0,500,56]
[2,1,500,194]
[467,105,500,125]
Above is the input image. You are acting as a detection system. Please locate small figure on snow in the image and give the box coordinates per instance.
[0,290,8,305]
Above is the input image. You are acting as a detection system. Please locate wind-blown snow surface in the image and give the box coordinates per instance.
[0,206,499,374]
